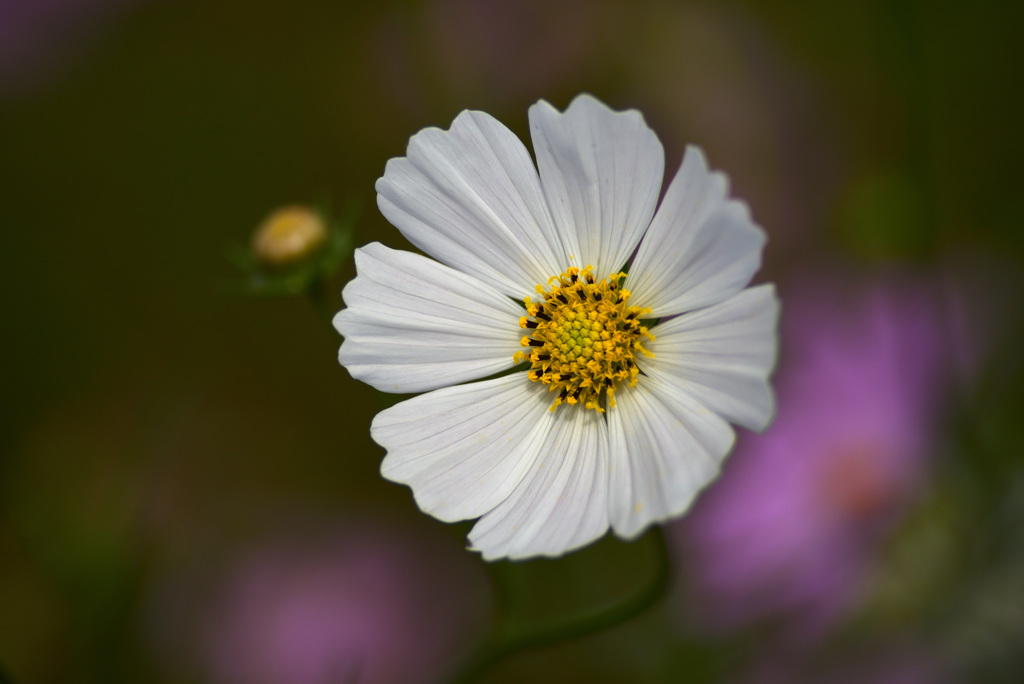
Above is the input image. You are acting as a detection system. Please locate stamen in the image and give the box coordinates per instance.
[516,266,654,413]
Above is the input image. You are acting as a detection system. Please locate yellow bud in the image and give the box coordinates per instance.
[252,206,327,267]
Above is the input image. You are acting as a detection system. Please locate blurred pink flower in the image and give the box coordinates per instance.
[373,0,598,113]
[0,0,141,94]
[679,277,954,638]
[150,522,487,684]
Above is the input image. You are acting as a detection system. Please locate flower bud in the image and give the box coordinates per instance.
[251,206,327,267]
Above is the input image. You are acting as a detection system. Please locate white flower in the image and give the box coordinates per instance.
[334,94,779,561]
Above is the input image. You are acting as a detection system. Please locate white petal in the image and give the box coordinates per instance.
[374,373,557,523]
[376,109,565,297]
[639,285,780,432]
[468,405,610,560]
[335,243,523,393]
[529,94,664,278]
[627,146,766,317]
[607,373,736,539]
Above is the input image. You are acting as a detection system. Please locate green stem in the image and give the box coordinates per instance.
[448,526,672,684]
[305,276,338,333]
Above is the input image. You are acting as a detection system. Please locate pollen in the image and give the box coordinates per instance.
[514,266,654,412]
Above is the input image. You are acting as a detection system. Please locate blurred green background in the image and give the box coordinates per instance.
[2,1,1023,682]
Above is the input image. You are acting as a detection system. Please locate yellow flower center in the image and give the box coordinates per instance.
[514,266,654,412]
